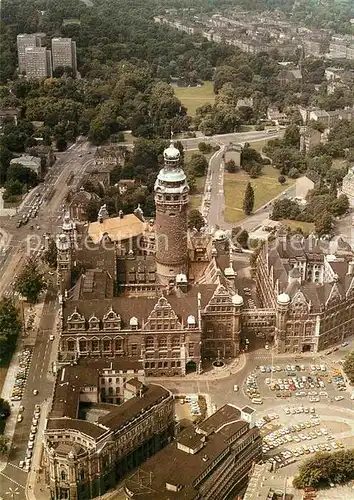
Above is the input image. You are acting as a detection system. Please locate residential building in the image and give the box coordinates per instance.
[267,107,290,126]
[51,38,77,76]
[43,359,175,500]
[124,404,262,500]
[342,166,354,202]
[295,176,315,200]
[0,108,21,126]
[277,68,302,86]
[17,33,41,73]
[67,187,100,222]
[299,127,322,153]
[10,155,41,175]
[24,46,52,79]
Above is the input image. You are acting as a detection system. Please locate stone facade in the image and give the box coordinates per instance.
[44,361,174,500]
[124,404,262,500]
[255,237,354,354]
[154,142,189,283]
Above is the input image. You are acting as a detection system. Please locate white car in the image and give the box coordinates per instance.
[17,414,23,423]
[233,385,239,392]
[33,389,38,395]
[50,335,54,341]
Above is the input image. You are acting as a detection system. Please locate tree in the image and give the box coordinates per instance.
[225,159,237,173]
[330,194,349,217]
[0,298,21,358]
[343,351,354,384]
[243,182,254,215]
[198,142,212,154]
[283,125,300,148]
[0,435,8,456]
[43,239,57,269]
[293,450,354,489]
[188,153,208,177]
[314,211,333,235]
[188,210,205,231]
[14,258,47,303]
[0,398,10,419]
[236,229,249,248]
[278,175,286,185]
[56,137,67,152]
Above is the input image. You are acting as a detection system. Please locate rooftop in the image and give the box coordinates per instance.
[88,214,146,244]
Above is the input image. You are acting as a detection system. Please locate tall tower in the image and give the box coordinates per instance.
[56,233,72,294]
[154,141,189,284]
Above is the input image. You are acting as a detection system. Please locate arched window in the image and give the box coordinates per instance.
[60,470,66,481]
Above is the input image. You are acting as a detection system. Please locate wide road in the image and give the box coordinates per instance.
[203,131,291,230]
[182,129,281,150]
[0,289,57,497]
[0,140,96,296]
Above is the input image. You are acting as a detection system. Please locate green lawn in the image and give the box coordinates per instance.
[224,165,295,224]
[173,81,215,116]
[247,139,269,153]
[281,219,315,234]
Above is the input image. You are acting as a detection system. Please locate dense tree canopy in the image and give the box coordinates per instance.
[0,298,21,358]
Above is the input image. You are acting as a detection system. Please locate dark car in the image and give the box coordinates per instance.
[16,220,22,228]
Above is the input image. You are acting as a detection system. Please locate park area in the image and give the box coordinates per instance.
[224,165,295,224]
[173,81,215,116]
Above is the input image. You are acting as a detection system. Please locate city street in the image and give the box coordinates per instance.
[0,290,58,497]
[0,140,96,297]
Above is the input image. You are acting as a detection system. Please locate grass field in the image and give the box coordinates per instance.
[281,219,315,234]
[173,81,215,116]
[224,165,295,224]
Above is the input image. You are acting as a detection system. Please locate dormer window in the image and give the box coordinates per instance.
[88,315,99,330]
[187,315,196,328]
[130,317,138,330]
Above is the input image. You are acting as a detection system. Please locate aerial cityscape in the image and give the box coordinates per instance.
[0,0,354,499]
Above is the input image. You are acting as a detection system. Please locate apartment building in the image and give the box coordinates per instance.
[24,46,52,79]
[51,38,77,75]
[17,33,41,73]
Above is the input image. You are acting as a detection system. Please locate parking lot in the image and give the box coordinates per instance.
[243,361,352,406]
[10,349,32,402]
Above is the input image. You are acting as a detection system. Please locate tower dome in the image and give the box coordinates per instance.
[232,293,244,306]
[277,292,290,304]
[163,141,180,160]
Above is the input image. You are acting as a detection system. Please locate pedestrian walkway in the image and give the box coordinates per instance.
[0,346,22,473]
[0,300,46,473]
[146,354,246,383]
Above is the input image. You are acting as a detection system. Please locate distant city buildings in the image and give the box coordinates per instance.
[154,10,354,61]
[16,34,77,79]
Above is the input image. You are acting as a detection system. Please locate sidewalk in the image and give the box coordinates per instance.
[26,400,51,500]
[0,300,45,473]
[146,353,247,383]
